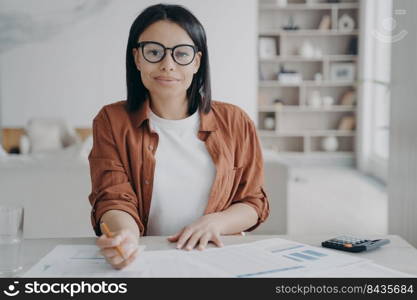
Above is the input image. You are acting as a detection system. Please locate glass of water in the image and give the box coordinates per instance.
[0,205,24,277]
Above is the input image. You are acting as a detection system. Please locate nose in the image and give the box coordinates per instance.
[160,49,176,71]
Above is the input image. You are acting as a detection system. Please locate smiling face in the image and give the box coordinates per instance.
[133,20,202,101]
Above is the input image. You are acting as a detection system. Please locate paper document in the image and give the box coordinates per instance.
[24,245,147,277]
[23,238,414,277]
[186,238,367,277]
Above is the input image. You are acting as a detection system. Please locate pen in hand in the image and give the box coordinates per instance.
[100,222,125,259]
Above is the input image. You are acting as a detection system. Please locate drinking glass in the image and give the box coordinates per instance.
[0,205,24,277]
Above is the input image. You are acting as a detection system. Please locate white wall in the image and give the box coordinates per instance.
[0,0,258,127]
[388,0,417,247]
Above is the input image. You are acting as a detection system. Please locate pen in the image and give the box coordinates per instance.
[100,222,125,258]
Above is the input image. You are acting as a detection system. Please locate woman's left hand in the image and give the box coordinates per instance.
[167,212,225,251]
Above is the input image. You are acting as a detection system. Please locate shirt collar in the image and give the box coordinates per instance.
[131,98,218,132]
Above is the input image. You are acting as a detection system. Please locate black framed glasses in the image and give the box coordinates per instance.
[136,41,198,66]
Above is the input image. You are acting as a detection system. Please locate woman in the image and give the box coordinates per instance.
[89,3,269,270]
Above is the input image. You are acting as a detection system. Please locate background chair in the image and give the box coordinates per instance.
[19,118,80,154]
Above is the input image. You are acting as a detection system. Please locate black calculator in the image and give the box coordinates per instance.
[322,236,390,253]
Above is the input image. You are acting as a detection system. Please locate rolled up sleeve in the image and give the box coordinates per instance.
[232,115,270,232]
[88,109,144,236]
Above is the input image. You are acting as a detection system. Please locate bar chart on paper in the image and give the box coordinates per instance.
[284,249,328,262]
[230,239,366,277]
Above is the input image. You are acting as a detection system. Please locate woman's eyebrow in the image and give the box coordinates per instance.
[139,40,195,46]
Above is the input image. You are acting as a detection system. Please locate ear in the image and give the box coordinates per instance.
[193,51,202,74]
[132,48,141,71]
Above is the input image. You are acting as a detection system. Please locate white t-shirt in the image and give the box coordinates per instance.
[147,109,216,236]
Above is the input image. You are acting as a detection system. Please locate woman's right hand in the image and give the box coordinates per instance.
[96,228,140,270]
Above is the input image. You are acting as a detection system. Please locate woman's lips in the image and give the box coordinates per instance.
[154,76,179,84]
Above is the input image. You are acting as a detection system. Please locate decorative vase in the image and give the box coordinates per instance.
[264,117,275,130]
[307,90,322,108]
[314,73,323,82]
[299,40,315,58]
[276,0,287,7]
[322,96,335,107]
[321,136,339,152]
[338,14,355,32]
[306,0,318,5]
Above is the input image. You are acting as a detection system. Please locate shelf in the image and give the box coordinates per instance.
[259,129,355,137]
[259,80,357,87]
[262,151,355,166]
[260,55,357,62]
[259,130,279,137]
[290,130,355,136]
[258,0,359,163]
[259,105,356,112]
[308,151,354,156]
[259,3,359,11]
[276,151,354,157]
[260,30,359,36]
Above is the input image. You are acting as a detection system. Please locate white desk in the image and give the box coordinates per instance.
[19,234,417,277]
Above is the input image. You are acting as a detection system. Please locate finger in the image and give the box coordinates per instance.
[96,234,123,249]
[99,223,129,241]
[105,243,141,268]
[106,229,135,249]
[107,254,125,266]
[184,231,204,251]
[167,229,184,242]
[100,248,118,259]
[176,227,194,249]
[211,234,224,248]
[113,248,140,270]
[198,233,211,251]
[119,241,138,259]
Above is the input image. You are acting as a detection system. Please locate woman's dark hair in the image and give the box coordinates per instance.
[125,4,211,114]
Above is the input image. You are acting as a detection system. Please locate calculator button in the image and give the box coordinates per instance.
[344,243,353,248]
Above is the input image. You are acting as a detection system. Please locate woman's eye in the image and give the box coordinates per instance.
[147,49,161,56]
[176,52,189,57]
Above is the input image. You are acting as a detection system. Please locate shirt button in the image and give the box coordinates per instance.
[145,180,149,185]
[148,145,153,151]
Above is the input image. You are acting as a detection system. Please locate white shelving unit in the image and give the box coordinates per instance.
[260,2,359,10]
[257,0,360,164]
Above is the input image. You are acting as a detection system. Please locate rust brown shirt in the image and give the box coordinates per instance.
[88,99,269,236]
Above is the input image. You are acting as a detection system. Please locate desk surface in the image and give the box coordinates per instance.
[19,234,417,277]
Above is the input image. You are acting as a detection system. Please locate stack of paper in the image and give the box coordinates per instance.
[23,238,415,277]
